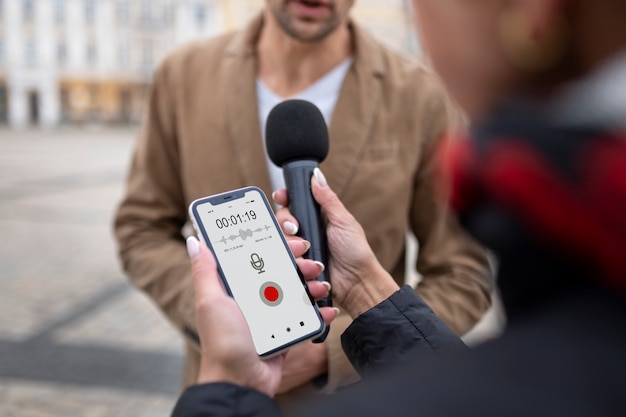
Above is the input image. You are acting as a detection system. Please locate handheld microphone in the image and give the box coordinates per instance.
[265,99,331,343]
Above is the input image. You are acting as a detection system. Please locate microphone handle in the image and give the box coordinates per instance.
[283,160,331,343]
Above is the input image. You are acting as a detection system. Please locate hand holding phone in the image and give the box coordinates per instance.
[189,187,326,357]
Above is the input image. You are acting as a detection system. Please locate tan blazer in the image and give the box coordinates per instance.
[114,15,492,396]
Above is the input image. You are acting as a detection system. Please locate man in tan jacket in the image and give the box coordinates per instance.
[114,0,492,403]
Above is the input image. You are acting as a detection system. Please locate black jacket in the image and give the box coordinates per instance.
[172,284,626,417]
[172,95,626,416]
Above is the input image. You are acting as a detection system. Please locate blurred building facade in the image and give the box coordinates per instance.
[0,0,416,128]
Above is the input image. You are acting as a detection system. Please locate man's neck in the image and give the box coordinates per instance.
[256,11,353,98]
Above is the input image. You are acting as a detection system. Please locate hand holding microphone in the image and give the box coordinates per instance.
[267,100,399,324]
[266,100,332,342]
[274,170,400,320]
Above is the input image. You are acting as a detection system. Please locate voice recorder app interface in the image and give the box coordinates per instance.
[190,188,324,356]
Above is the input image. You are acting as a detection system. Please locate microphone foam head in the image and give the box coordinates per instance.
[265,99,329,167]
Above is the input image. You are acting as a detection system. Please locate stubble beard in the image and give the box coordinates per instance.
[271,7,343,43]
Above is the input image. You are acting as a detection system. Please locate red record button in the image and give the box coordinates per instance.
[264,286,279,302]
[260,281,283,306]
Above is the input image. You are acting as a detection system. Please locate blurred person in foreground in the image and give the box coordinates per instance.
[113,0,492,400]
[171,0,626,415]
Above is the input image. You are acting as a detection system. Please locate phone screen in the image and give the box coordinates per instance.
[189,187,324,356]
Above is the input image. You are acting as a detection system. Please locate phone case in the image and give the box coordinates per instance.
[188,186,326,357]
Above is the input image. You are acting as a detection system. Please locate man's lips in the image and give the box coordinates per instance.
[291,0,331,19]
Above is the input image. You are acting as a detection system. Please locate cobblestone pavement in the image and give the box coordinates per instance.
[0,127,184,416]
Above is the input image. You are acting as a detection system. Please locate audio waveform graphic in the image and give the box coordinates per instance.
[217,225,273,244]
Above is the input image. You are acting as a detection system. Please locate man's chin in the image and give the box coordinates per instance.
[284,20,337,43]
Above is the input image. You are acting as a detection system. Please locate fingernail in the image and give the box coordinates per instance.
[283,221,298,235]
[313,168,327,187]
[314,261,326,273]
[332,307,341,315]
[186,236,200,259]
[319,280,331,291]
[302,240,311,251]
[271,191,277,202]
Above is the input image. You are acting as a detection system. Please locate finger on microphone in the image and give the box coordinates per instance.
[313,167,327,187]
[283,221,298,235]
[276,206,299,235]
[311,168,347,223]
[319,307,340,326]
[297,258,325,280]
[288,239,311,258]
[307,279,331,299]
[272,188,289,207]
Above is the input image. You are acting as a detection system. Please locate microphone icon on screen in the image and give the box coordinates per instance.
[250,253,265,274]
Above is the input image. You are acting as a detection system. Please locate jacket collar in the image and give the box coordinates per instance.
[221,13,386,198]
[225,13,263,58]
[325,18,385,196]
[225,13,386,74]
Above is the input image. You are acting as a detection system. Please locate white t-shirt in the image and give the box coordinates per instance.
[256,58,353,191]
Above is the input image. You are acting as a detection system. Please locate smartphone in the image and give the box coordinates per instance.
[188,186,326,357]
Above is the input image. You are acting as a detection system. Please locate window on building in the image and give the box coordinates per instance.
[85,0,95,25]
[0,85,8,123]
[89,85,99,107]
[163,3,174,25]
[55,0,65,23]
[195,4,206,28]
[60,87,70,121]
[142,41,152,70]
[26,39,37,65]
[117,42,130,70]
[87,43,97,66]
[117,0,129,24]
[141,0,151,28]
[23,0,35,22]
[57,42,67,66]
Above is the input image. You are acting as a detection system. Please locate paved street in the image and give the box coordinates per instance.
[0,127,184,416]
[0,126,504,416]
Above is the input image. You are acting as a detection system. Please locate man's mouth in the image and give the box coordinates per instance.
[297,0,328,8]
[292,0,331,18]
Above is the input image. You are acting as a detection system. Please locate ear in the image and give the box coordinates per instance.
[521,0,568,40]
[499,0,570,72]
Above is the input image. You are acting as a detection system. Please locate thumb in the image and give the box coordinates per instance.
[311,168,350,224]
[187,236,225,305]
